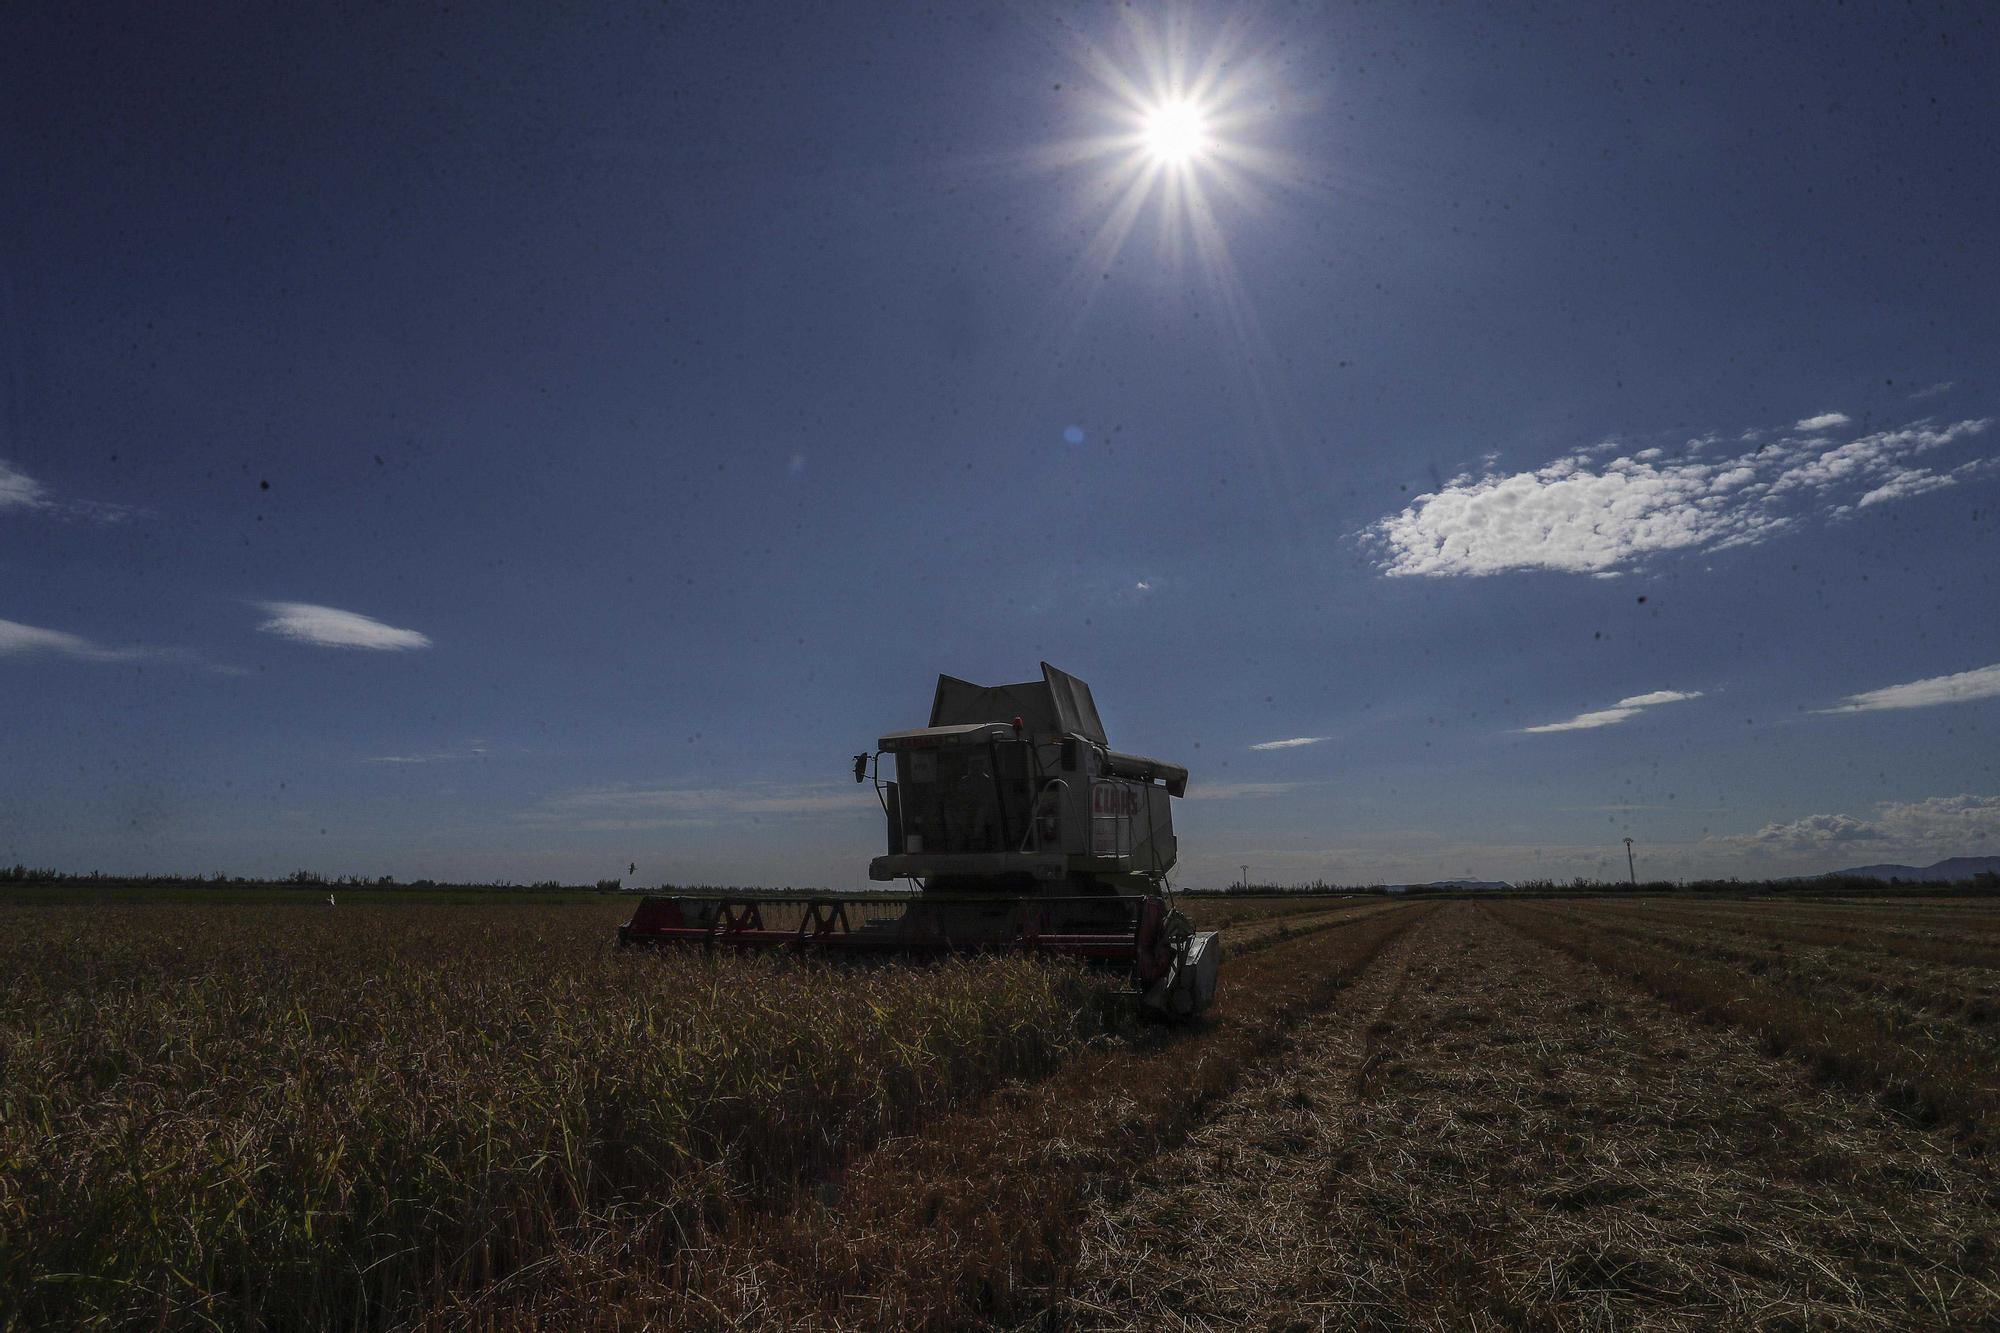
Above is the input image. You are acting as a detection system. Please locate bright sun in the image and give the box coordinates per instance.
[1142,99,1211,165]
[1036,7,1302,311]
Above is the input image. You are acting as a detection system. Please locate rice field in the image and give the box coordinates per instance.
[2,890,1996,1329]
[0,901,1119,1329]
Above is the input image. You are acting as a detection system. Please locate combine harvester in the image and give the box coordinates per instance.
[619,664,1220,1018]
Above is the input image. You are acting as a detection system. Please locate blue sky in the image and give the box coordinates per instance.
[4,2,1997,887]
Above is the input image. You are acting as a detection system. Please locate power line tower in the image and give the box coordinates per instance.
[1624,837,1636,886]
[1240,864,1250,893]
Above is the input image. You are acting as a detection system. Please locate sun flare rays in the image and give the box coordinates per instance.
[1026,5,1311,341]
[1021,5,1330,572]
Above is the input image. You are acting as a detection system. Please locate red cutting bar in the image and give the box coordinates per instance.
[616,895,1143,963]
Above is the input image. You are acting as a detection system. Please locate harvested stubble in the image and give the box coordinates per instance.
[1606,898,2000,970]
[1584,903,2000,1034]
[1074,904,2000,1329]
[0,902,1130,1330]
[1502,900,2000,1146]
[1182,895,1386,932]
[1202,897,1403,952]
[1065,914,1430,1328]
[421,902,1430,1330]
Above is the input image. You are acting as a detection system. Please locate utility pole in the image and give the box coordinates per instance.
[1240,864,1250,893]
[1624,837,1636,886]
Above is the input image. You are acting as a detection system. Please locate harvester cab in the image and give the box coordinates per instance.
[619,664,1220,1019]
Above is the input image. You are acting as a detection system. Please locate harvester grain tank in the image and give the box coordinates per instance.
[618,664,1219,1018]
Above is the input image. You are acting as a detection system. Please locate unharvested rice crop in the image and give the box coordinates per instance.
[0,902,1122,1329]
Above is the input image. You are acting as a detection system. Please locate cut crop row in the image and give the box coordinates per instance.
[1598,899,2000,971]
[1577,907,2000,1037]
[1495,903,2000,1148]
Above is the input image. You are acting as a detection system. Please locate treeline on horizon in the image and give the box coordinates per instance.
[0,865,628,893]
[5,864,1999,899]
[1185,873,2000,898]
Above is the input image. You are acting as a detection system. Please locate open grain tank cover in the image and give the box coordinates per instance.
[1039,662,1108,745]
[927,662,1108,744]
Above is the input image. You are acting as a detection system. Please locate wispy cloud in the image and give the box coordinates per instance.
[519,781,870,831]
[1820,662,2000,714]
[1521,707,1643,734]
[1855,468,1962,507]
[257,602,431,651]
[1521,689,1702,734]
[1367,412,1992,577]
[1249,736,1326,751]
[1612,689,1702,707]
[1910,380,1956,400]
[0,617,140,662]
[366,742,491,764]
[0,459,141,522]
[0,616,239,672]
[0,461,49,511]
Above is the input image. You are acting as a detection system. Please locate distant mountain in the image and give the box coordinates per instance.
[1815,856,2000,882]
[1386,878,1512,892]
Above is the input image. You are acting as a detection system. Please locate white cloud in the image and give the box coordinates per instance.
[0,459,139,522]
[0,617,135,662]
[367,743,491,764]
[1737,811,1891,852]
[1521,689,1701,734]
[1521,706,1641,734]
[1910,380,1956,400]
[1615,689,1702,707]
[1876,794,2000,848]
[1723,794,2000,858]
[1820,662,2000,714]
[0,461,49,511]
[1249,736,1326,750]
[257,602,431,651]
[1794,411,1851,431]
[1366,413,1992,577]
[1856,457,1995,507]
[0,616,241,673]
[1857,469,1948,507]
